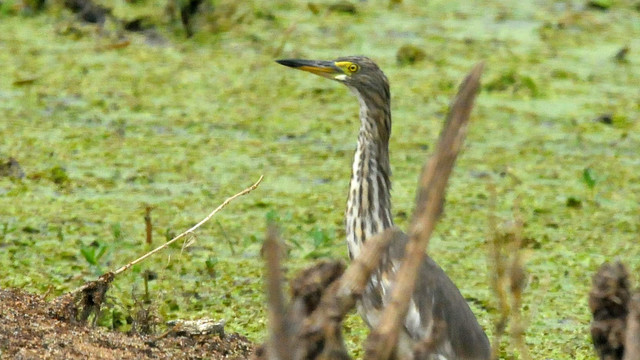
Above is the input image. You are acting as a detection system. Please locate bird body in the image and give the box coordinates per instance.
[277,56,490,359]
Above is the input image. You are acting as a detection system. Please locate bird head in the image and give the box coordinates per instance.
[276,56,389,96]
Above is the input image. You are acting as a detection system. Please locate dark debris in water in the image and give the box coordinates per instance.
[328,1,358,15]
[484,70,541,97]
[64,0,111,24]
[396,44,427,66]
[614,46,630,63]
[587,0,613,10]
[594,113,614,125]
[123,17,155,32]
[566,196,582,208]
[0,157,25,179]
[180,0,205,38]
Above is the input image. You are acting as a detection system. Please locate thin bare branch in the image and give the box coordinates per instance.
[333,227,396,304]
[112,175,263,276]
[264,224,291,360]
[364,62,484,359]
[623,292,640,360]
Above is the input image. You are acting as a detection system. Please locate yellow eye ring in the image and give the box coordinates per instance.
[348,64,359,72]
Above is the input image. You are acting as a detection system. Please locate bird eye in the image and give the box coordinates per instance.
[348,64,359,73]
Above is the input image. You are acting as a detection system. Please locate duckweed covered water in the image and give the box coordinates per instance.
[1,1,639,358]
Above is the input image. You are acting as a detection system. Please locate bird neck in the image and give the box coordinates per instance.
[345,88,394,259]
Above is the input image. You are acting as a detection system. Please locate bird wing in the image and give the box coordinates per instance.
[358,227,490,360]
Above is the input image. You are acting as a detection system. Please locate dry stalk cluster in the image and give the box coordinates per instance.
[486,191,531,360]
[590,261,640,360]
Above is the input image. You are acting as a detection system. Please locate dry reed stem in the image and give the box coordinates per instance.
[144,205,153,245]
[264,224,291,360]
[331,227,396,303]
[364,62,484,359]
[623,292,640,360]
[509,201,531,360]
[487,183,508,360]
[487,191,532,359]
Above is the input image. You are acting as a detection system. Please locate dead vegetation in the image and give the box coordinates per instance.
[486,191,531,360]
[50,176,262,327]
[590,261,640,360]
[0,288,253,360]
[0,177,263,359]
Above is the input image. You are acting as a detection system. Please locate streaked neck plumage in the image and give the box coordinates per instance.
[345,82,394,259]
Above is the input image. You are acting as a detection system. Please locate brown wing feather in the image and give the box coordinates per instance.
[359,227,490,360]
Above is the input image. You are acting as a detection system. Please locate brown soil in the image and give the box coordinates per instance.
[0,288,254,359]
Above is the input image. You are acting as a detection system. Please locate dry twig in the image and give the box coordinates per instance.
[623,292,640,360]
[52,176,263,323]
[144,205,154,245]
[507,201,531,360]
[486,184,508,360]
[264,224,291,360]
[256,228,395,360]
[113,175,263,276]
[364,62,484,359]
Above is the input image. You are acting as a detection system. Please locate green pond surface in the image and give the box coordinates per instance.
[1,0,639,358]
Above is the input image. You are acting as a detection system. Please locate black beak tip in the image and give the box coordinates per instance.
[275,59,298,68]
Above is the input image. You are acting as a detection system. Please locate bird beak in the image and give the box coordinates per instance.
[276,59,345,80]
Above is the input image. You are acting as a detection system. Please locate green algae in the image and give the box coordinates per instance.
[0,0,639,358]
